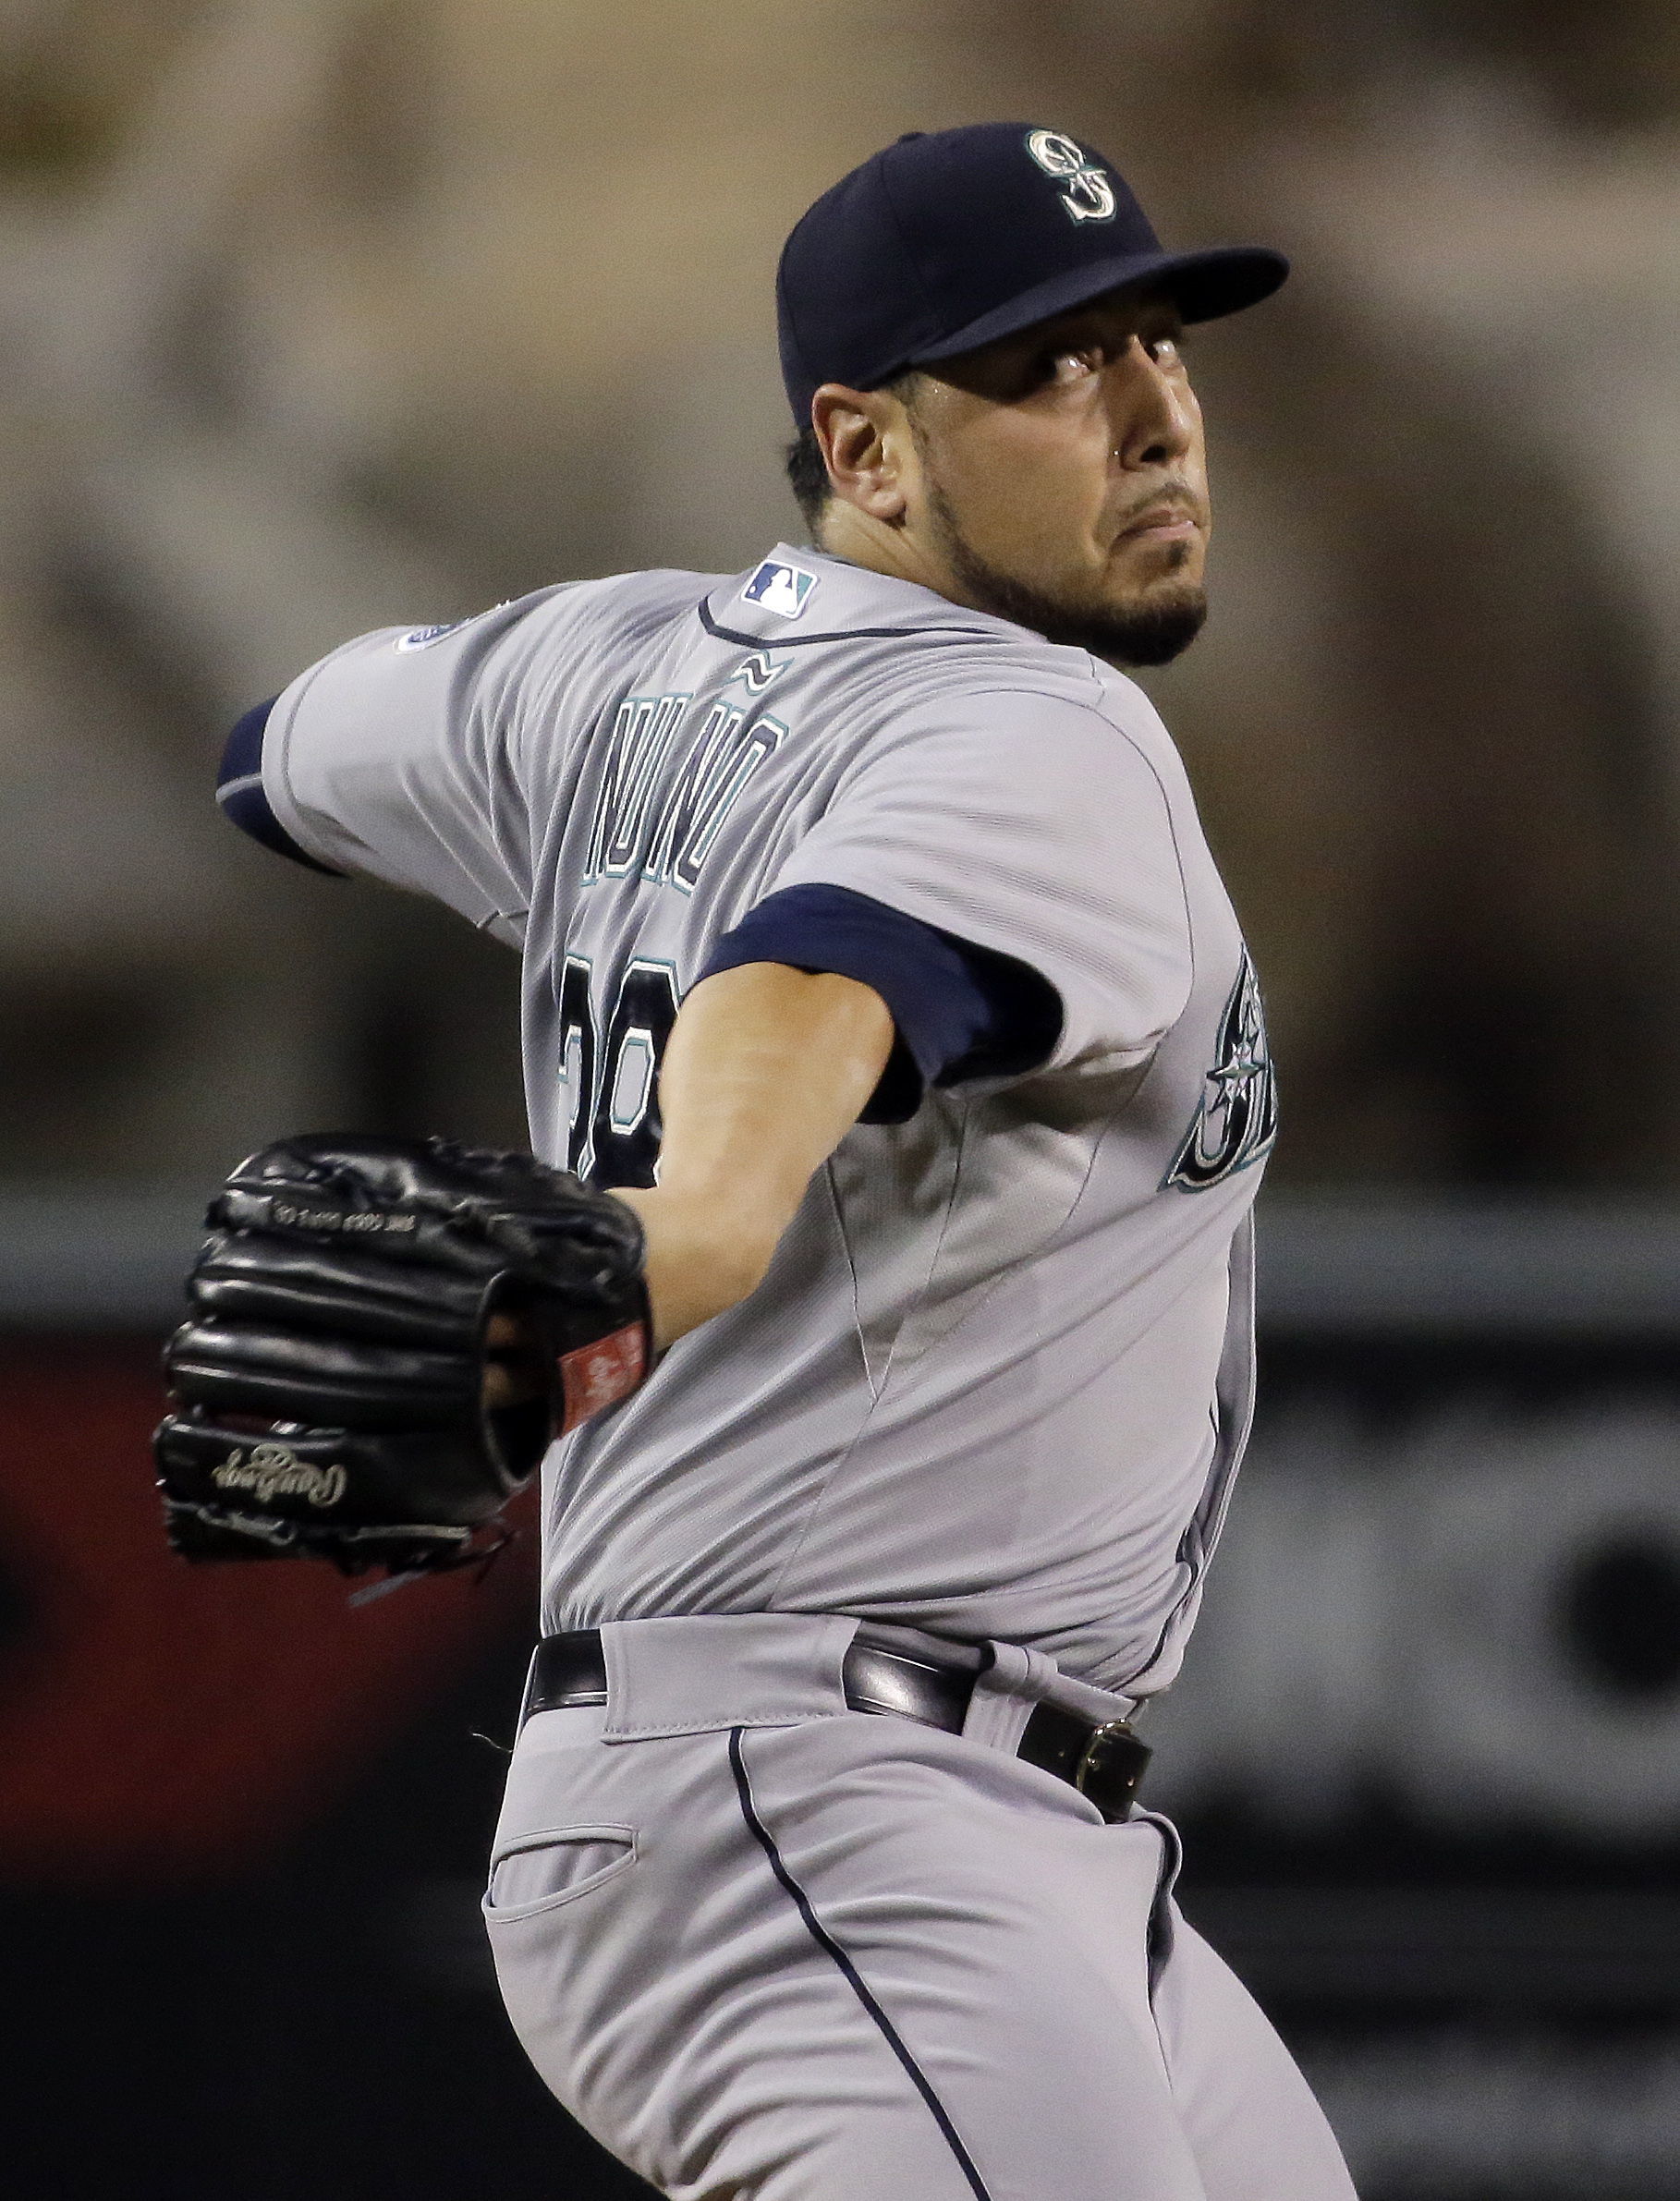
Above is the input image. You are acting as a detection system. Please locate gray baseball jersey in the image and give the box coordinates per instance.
[259,543,1275,1699]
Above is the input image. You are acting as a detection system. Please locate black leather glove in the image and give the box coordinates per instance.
[153,1133,650,1576]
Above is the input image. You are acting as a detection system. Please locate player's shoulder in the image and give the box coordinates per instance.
[320,567,726,689]
[510,564,729,659]
[702,545,1170,741]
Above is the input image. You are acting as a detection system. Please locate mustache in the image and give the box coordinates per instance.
[1111,479,1207,531]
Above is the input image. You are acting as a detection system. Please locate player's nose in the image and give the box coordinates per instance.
[1106,338,1195,471]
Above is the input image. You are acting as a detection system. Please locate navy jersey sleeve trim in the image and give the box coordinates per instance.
[215,699,345,876]
[698,883,1063,1125]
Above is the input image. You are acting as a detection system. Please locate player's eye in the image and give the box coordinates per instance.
[1041,344,1102,385]
[1143,331,1186,368]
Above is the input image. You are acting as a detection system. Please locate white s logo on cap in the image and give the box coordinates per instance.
[1025,130,1117,225]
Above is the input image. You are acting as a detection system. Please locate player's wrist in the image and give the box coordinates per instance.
[612,1185,779,1350]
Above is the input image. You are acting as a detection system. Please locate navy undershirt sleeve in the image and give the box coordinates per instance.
[215,699,344,875]
[699,883,1063,1125]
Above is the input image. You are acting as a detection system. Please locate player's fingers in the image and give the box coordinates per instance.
[483,1365,534,1411]
[484,1308,544,1411]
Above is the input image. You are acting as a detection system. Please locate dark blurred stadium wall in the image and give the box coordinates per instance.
[4,6,1680,2199]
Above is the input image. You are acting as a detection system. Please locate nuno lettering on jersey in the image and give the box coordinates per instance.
[586,693,689,879]
[585,692,787,894]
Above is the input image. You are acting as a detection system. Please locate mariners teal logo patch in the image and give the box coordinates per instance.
[1025,129,1117,225]
[743,558,818,620]
[1164,950,1277,1192]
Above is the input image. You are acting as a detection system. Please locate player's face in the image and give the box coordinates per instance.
[900,288,1210,664]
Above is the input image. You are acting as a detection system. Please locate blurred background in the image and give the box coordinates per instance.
[3,1,1680,2194]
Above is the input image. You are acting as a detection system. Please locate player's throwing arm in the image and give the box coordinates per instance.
[612,963,895,1347]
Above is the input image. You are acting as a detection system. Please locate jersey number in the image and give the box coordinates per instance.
[558,956,680,1189]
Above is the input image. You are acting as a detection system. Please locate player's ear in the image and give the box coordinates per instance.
[811,383,910,525]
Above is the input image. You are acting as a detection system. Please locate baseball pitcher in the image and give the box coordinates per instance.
[160,124,1356,2200]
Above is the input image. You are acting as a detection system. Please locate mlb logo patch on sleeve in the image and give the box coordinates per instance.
[742,559,819,620]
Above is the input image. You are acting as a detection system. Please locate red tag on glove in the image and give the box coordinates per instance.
[558,1323,648,1434]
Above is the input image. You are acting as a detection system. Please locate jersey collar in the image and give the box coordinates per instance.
[700,544,1014,651]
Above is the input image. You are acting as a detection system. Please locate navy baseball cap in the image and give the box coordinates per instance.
[777,123,1288,424]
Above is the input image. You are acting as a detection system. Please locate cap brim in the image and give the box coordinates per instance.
[903,245,1288,375]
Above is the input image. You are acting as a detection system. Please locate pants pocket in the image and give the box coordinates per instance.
[482,1823,637,1921]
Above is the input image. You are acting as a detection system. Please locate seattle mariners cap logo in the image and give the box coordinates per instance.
[1024,129,1117,226]
[743,558,819,620]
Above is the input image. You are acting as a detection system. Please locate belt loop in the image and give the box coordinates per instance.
[598,1613,856,1739]
[960,1640,1062,1754]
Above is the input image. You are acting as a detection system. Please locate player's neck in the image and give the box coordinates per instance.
[815,502,972,615]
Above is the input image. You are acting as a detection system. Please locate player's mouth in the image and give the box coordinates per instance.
[1114,501,1201,545]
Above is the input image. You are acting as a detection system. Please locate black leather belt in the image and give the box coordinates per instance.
[522,1624,1150,1822]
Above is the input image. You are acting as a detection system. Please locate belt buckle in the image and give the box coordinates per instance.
[1073,1720,1151,1821]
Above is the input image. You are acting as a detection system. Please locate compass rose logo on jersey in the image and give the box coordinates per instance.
[1024,130,1118,225]
[1164,949,1278,1192]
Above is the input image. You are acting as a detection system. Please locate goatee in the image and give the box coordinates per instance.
[926,484,1208,666]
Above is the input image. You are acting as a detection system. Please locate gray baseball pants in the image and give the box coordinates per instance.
[482,1613,1357,2201]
